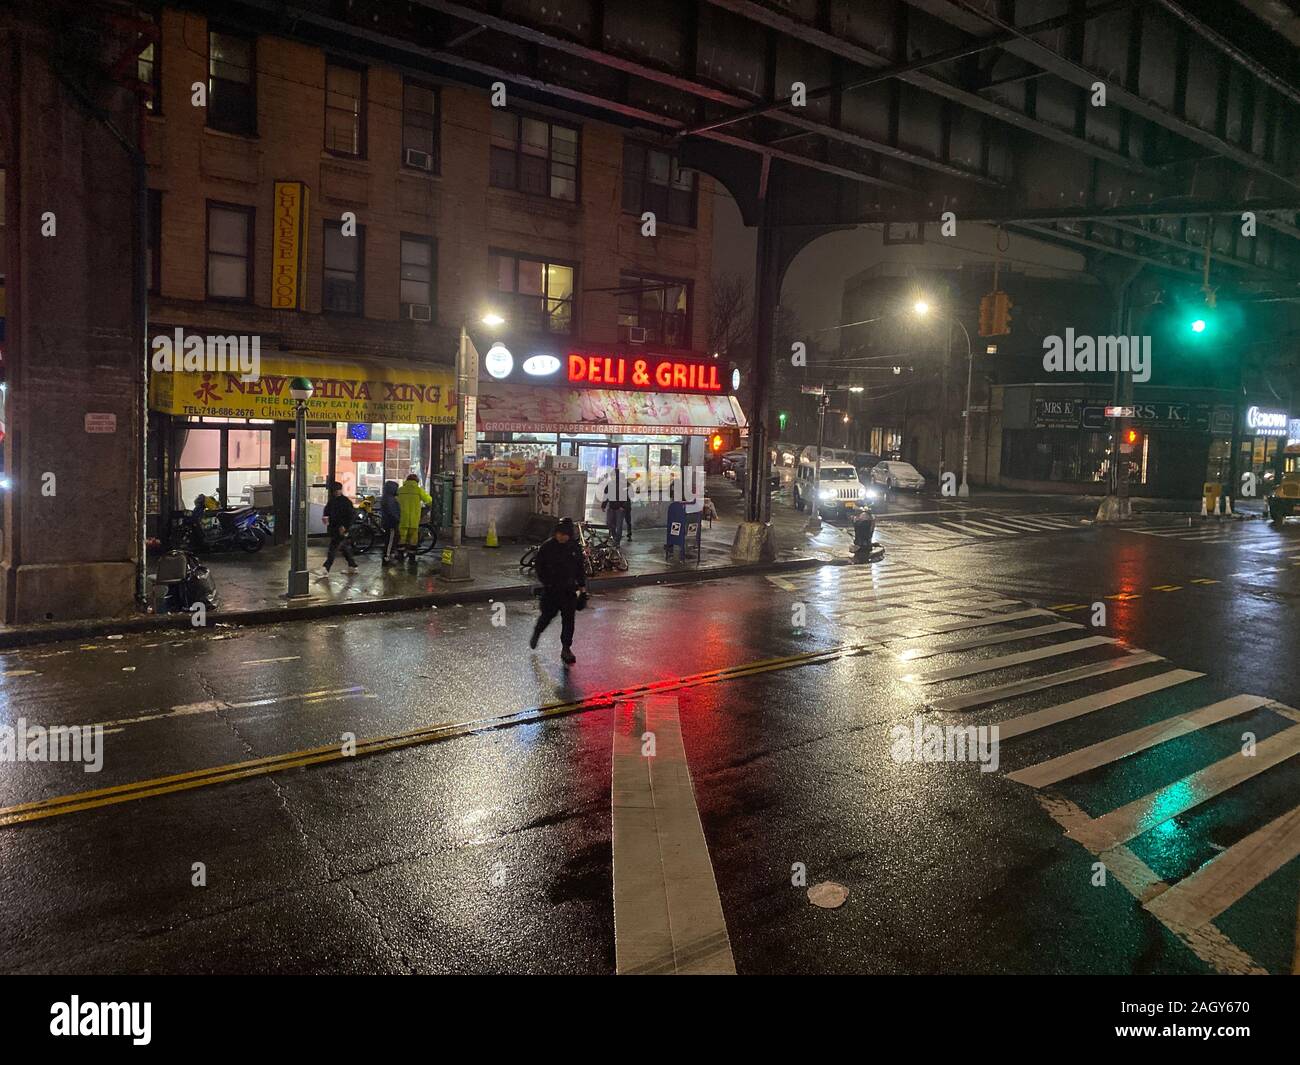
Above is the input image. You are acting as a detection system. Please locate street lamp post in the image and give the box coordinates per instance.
[287,377,314,598]
[441,314,504,583]
[953,318,975,498]
[805,392,830,533]
[913,301,974,497]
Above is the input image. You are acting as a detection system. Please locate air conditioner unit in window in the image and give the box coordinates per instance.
[627,326,647,344]
[405,148,433,171]
[406,303,432,321]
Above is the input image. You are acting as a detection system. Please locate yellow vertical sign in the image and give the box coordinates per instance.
[271,181,308,309]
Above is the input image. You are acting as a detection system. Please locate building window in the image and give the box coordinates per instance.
[323,221,364,314]
[138,14,161,114]
[490,252,575,334]
[489,112,578,202]
[206,202,253,301]
[401,79,439,172]
[146,190,162,294]
[208,29,256,136]
[173,423,271,513]
[324,60,366,157]
[400,236,435,318]
[618,274,690,347]
[622,143,696,228]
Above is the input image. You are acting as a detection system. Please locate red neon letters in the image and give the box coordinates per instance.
[566,353,722,394]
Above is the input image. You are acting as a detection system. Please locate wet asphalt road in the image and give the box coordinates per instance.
[0,495,1298,974]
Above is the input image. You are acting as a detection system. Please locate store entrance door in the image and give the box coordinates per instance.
[290,430,336,536]
[578,444,618,522]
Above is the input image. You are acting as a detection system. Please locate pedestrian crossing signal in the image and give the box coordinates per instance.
[709,433,724,453]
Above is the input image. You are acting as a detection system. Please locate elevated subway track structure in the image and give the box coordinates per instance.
[31,0,1300,527]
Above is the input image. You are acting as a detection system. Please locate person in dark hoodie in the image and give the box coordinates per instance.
[379,479,401,564]
[320,480,358,572]
[529,517,587,664]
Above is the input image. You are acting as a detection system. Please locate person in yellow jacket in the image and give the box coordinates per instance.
[396,474,432,562]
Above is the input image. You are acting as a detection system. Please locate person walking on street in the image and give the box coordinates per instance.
[529,517,587,664]
[396,474,432,563]
[321,481,358,573]
[379,479,401,563]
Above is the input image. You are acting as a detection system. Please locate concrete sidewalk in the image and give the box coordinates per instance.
[0,484,857,648]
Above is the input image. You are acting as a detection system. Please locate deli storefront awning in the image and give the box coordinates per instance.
[149,354,457,424]
[476,380,747,436]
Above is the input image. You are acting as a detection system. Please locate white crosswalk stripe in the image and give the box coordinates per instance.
[820,563,1299,969]
[874,511,1092,550]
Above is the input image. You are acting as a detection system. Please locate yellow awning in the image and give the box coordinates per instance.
[149,353,457,424]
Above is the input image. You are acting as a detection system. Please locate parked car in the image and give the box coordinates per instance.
[870,460,926,492]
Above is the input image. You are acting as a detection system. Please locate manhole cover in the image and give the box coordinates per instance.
[808,881,849,909]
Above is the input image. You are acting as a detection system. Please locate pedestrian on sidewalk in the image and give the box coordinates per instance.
[396,474,432,563]
[321,481,358,573]
[600,469,632,548]
[528,517,588,665]
[379,479,401,563]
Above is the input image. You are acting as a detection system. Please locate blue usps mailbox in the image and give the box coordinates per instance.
[665,501,702,562]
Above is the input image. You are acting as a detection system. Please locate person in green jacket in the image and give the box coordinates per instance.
[396,474,432,562]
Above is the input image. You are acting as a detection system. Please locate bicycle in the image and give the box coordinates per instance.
[415,500,441,555]
[577,521,628,574]
[347,496,384,555]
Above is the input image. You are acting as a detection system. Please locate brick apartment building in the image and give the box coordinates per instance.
[142,5,724,544]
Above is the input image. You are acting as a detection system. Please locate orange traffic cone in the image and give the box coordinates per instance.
[1200,495,1208,517]
[1213,494,1222,517]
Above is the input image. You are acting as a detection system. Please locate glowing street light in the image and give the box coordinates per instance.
[481,311,505,327]
[913,299,931,317]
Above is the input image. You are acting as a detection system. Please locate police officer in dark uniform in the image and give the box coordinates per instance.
[529,517,588,664]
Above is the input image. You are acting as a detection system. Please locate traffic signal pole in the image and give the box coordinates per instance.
[1096,271,1140,522]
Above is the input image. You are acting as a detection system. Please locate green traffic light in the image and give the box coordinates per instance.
[1190,318,1207,333]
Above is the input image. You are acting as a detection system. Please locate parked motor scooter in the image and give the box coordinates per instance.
[185,495,265,553]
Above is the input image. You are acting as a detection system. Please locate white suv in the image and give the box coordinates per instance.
[793,460,869,517]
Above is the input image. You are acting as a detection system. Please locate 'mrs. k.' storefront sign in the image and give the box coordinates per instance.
[479,342,728,396]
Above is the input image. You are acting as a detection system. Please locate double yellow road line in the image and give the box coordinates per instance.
[0,641,872,829]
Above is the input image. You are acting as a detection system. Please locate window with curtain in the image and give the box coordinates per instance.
[208,29,256,135]
[622,142,696,227]
[325,60,365,156]
[207,202,253,301]
[489,112,579,202]
[491,252,575,334]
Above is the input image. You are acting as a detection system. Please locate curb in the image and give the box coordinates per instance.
[0,553,851,651]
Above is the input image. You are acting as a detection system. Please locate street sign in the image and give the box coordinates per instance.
[1104,405,1136,418]
[800,384,825,395]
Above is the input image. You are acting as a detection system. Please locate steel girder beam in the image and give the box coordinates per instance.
[1010,222,1204,278]
[702,0,1159,176]
[1154,0,1300,110]
[903,0,1300,197]
[407,0,1001,188]
[1100,219,1282,279]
